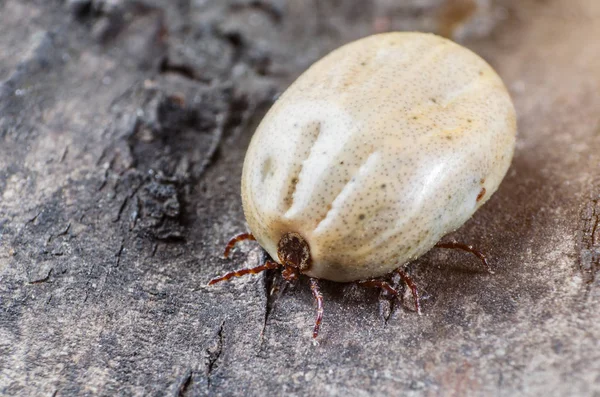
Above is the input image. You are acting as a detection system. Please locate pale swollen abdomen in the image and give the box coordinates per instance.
[241,32,517,282]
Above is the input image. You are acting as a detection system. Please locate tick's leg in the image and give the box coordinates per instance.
[434,241,493,274]
[358,279,399,299]
[357,279,399,322]
[223,233,256,258]
[208,260,279,285]
[395,269,422,315]
[282,266,299,283]
[309,278,324,338]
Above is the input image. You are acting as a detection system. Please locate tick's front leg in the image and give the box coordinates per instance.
[223,233,256,258]
[208,260,280,285]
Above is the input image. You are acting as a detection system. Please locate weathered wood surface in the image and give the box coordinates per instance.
[1,1,600,396]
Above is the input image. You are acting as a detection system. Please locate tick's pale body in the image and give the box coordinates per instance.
[241,32,516,282]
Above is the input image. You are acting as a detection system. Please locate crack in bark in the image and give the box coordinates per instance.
[150,242,159,258]
[60,145,69,163]
[25,211,42,225]
[46,223,71,244]
[56,223,71,238]
[175,369,193,397]
[98,167,110,191]
[114,241,124,267]
[206,321,225,392]
[28,268,53,285]
[259,251,280,344]
[96,145,110,167]
[112,197,129,223]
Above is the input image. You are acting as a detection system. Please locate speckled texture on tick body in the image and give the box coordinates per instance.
[242,32,516,282]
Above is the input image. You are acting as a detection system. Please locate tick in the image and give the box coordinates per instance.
[209,32,517,338]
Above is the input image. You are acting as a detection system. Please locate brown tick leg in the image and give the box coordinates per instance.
[395,269,422,315]
[357,279,399,300]
[223,233,256,258]
[309,278,324,338]
[281,266,299,283]
[434,241,493,274]
[208,260,279,285]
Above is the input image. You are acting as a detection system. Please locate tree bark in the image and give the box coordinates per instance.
[1,0,599,396]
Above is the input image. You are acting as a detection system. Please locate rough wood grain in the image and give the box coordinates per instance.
[1,0,600,396]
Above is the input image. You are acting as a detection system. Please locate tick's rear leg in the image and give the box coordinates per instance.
[435,241,493,274]
[358,279,401,321]
[358,275,421,316]
[395,269,422,315]
[309,278,324,339]
[208,260,280,285]
[357,279,399,300]
[223,233,256,258]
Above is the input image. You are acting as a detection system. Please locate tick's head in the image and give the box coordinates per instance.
[277,232,311,271]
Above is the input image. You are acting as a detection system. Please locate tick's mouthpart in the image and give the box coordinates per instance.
[277,232,311,271]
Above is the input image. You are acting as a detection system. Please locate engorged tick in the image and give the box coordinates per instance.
[209,32,517,339]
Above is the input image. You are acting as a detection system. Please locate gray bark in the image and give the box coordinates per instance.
[1,0,599,396]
